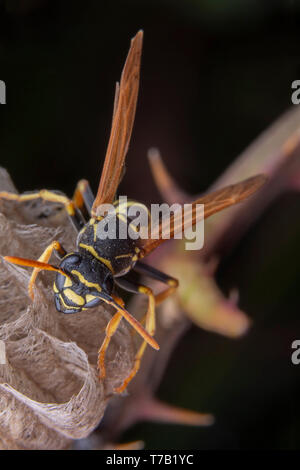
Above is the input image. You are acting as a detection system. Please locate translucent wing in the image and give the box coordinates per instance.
[141,174,267,256]
[92,31,143,215]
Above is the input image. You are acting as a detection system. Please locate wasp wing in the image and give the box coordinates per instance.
[141,174,267,256]
[91,31,143,215]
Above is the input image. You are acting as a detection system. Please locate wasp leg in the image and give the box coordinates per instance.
[28,240,66,300]
[133,261,178,305]
[97,294,125,380]
[98,311,123,380]
[0,190,85,231]
[113,278,156,393]
[72,179,95,219]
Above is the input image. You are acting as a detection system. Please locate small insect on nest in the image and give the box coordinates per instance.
[0,168,137,450]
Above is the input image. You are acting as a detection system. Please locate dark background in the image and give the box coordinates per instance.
[1,0,300,449]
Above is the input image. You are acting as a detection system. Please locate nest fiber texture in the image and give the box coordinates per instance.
[0,169,134,449]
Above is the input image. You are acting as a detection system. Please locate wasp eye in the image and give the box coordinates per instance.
[56,272,65,291]
[103,273,114,294]
[65,254,81,265]
[59,253,82,273]
[85,295,101,308]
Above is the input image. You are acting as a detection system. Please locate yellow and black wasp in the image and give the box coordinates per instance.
[0,31,266,393]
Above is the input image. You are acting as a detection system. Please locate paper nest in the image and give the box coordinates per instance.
[0,168,135,449]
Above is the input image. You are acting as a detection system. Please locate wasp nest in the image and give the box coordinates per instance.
[0,168,136,450]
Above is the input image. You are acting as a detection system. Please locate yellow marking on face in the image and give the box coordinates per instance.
[86,294,99,303]
[64,288,85,306]
[115,253,132,259]
[132,255,138,262]
[64,276,73,288]
[89,218,96,225]
[59,293,81,310]
[79,243,114,273]
[71,269,102,293]
[53,282,58,293]
[135,247,140,253]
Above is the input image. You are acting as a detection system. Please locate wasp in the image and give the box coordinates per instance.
[0,31,266,393]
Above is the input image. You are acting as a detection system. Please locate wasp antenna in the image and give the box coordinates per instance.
[101,295,159,351]
[3,256,70,279]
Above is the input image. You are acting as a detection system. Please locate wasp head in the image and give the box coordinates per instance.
[53,252,114,314]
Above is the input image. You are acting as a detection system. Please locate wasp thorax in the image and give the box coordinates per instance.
[53,252,114,314]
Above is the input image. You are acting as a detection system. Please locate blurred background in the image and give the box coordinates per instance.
[0,0,300,449]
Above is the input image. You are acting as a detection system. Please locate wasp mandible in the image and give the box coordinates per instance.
[0,31,266,393]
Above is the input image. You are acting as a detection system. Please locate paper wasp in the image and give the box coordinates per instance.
[0,31,266,393]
